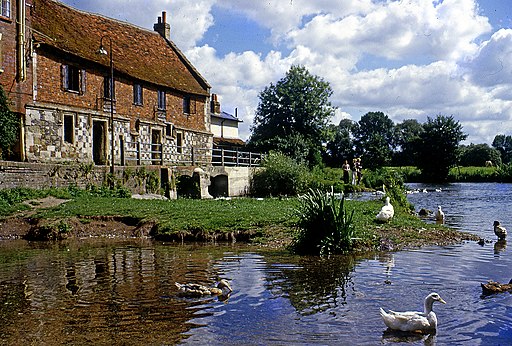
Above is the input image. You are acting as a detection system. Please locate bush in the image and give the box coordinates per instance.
[362,168,411,210]
[250,151,312,197]
[292,189,354,256]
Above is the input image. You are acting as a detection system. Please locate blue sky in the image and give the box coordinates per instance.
[60,0,512,144]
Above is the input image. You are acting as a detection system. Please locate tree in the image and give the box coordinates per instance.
[248,65,335,165]
[353,112,395,169]
[392,119,424,166]
[413,115,467,182]
[324,119,356,167]
[0,86,19,160]
[457,143,501,167]
[492,134,512,164]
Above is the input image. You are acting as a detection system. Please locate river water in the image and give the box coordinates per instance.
[0,183,511,345]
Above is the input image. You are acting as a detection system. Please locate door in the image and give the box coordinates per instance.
[92,121,107,165]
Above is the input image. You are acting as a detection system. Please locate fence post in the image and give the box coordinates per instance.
[221,148,225,166]
[236,149,239,166]
[249,152,252,167]
[191,147,195,166]
[137,141,141,165]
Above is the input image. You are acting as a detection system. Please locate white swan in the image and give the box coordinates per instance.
[434,206,445,222]
[376,196,394,222]
[494,221,507,240]
[380,292,446,333]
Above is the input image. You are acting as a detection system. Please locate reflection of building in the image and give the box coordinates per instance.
[0,0,211,165]
[210,94,245,151]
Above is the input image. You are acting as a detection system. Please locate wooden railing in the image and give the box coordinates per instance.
[120,139,262,167]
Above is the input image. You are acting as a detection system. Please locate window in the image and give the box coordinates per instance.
[63,114,74,144]
[183,96,196,114]
[133,83,143,105]
[62,65,85,93]
[157,90,166,110]
[0,0,10,18]
[103,75,115,100]
[176,132,183,153]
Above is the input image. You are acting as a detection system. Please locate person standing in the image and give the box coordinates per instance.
[342,160,351,184]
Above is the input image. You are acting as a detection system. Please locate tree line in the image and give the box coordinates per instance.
[247,65,512,182]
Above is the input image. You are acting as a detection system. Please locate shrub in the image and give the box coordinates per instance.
[250,151,312,197]
[292,188,354,256]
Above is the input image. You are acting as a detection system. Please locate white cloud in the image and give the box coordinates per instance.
[63,0,511,144]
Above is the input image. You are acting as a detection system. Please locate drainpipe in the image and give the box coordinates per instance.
[16,0,26,81]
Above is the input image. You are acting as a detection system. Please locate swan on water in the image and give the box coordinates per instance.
[380,292,446,333]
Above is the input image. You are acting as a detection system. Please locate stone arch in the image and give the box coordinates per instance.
[209,174,228,198]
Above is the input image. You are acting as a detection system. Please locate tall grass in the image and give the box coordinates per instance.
[292,189,354,256]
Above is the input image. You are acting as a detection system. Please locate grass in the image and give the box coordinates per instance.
[0,185,478,251]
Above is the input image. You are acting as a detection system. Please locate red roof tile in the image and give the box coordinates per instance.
[32,0,210,96]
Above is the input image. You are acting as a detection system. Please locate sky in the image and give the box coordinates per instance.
[60,0,512,145]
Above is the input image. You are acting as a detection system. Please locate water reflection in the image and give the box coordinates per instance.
[0,183,511,344]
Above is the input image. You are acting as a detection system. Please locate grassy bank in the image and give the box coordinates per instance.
[0,187,478,251]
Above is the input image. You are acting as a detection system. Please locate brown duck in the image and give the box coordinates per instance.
[481,279,512,295]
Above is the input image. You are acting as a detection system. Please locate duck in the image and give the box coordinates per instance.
[493,221,507,240]
[380,292,446,333]
[434,206,445,222]
[376,196,394,222]
[481,279,512,295]
[175,279,232,297]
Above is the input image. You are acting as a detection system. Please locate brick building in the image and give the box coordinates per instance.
[0,0,212,167]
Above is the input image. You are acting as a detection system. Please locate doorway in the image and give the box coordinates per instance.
[92,120,107,165]
[151,129,162,165]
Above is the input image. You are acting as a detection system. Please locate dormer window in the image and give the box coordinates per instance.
[133,83,143,105]
[183,95,196,114]
[62,64,85,94]
[0,0,10,18]
[157,90,166,110]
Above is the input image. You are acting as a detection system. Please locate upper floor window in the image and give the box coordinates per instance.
[183,95,196,114]
[157,90,166,110]
[0,0,10,18]
[103,76,115,100]
[62,64,85,94]
[133,83,143,105]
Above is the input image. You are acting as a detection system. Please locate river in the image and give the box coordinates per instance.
[0,182,511,345]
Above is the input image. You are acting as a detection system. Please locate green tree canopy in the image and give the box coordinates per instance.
[353,112,395,169]
[413,115,467,182]
[248,65,335,165]
[492,134,512,164]
[457,143,502,167]
[324,119,356,167]
[392,119,424,166]
[0,86,19,160]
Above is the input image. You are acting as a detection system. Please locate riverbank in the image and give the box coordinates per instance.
[0,194,480,251]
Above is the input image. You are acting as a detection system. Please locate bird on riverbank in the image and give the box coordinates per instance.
[481,279,512,295]
[380,292,446,333]
[175,279,232,297]
[376,197,394,223]
[434,206,445,223]
[493,221,507,240]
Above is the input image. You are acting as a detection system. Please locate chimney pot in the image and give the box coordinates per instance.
[162,11,167,23]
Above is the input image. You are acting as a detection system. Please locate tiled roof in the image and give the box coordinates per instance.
[212,111,243,122]
[213,137,246,146]
[32,0,210,96]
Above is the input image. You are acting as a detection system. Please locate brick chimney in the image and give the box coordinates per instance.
[210,94,221,114]
[154,11,170,40]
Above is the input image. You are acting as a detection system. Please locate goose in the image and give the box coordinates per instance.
[380,292,446,333]
[434,206,445,222]
[376,197,394,222]
[493,221,507,240]
[481,279,512,295]
[175,279,232,297]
